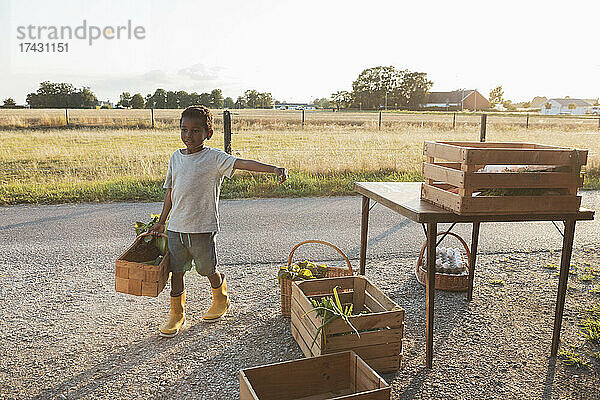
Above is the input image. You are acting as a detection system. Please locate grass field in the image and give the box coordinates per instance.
[0,109,599,205]
[2,108,600,130]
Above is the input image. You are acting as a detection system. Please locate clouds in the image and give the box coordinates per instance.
[177,64,224,82]
[87,63,245,101]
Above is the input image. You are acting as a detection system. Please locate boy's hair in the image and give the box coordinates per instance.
[180,106,213,139]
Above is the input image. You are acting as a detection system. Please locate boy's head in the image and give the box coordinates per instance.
[179,106,213,151]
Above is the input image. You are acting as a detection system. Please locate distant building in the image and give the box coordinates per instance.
[425,90,489,111]
[274,103,316,110]
[530,96,548,108]
[541,98,591,115]
[97,100,113,109]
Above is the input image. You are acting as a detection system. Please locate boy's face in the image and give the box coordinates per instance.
[180,116,209,153]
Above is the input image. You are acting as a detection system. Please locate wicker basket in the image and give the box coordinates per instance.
[280,240,353,317]
[115,233,170,297]
[415,231,470,292]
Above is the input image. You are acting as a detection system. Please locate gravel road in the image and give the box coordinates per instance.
[1,193,599,399]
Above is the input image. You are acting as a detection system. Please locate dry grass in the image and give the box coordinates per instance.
[2,108,600,131]
[2,124,599,184]
[1,110,599,204]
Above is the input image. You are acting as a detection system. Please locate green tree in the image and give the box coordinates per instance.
[224,97,234,108]
[130,93,145,109]
[210,89,224,108]
[244,90,260,108]
[2,98,16,108]
[26,81,75,108]
[331,91,353,110]
[258,92,273,108]
[489,86,504,108]
[198,92,211,107]
[313,97,332,109]
[117,92,132,108]
[165,91,179,108]
[145,89,167,108]
[27,82,98,108]
[352,66,401,109]
[235,96,247,109]
[74,87,98,108]
[188,92,200,106]
[394,71,432,110]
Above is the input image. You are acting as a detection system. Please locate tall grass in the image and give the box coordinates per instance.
[0,120,599,205]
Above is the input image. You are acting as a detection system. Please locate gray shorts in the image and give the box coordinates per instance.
[167,230,218,276]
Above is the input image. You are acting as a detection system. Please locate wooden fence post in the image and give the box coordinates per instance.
[302,109,305,128]
[526,113,529,129]
[452,112,456,129]
[480,114,487,142]
[378,111,382,130]
[151,108,155,129]
[65,109,69,127]
[223,110,232,154]
[598,117,599,131]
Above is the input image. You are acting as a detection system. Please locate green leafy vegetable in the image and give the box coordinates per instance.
[133,213,169,256]
[277,260,328,284]
[303,286,360,349]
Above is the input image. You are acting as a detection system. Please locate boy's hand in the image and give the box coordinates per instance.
[274,167,288,183]
[149,222,165,236]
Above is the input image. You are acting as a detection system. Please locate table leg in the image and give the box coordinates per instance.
[467,222,481,301]
[551,219,576,357]
[426,222,437,368]
[359,196,370,275]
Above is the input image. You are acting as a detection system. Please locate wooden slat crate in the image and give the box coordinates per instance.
[115,233,170,297]
[239,351,390,400]
[421,141,587,215]
[291,276,404,374]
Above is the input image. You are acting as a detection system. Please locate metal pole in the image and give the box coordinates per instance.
[526,113,530,129]
[452,112,456,129]
[223,110,232,154]
[151,108,155,129]
[65,108,69,127]
[301,109,305,128]
[480,114,487,142]
[378,111,382,130]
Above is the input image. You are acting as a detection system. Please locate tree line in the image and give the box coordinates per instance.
[4,65,435,110]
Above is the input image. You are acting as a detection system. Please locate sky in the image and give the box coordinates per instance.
[1,0,599,105]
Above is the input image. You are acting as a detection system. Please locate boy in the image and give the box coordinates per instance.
[149,105,287,337]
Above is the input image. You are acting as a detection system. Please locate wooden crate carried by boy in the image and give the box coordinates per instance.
[115,215,170,297]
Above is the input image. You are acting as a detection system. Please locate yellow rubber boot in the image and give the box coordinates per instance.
[159,291,186,337]
[203,273,230,322]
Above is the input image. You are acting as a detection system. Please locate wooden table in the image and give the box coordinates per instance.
[355,182,595,368]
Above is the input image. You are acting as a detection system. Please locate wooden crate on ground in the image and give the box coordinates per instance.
[115,233,170,297]
[421,141,587,215]
[291,276,404,374]
[239,351,390,400]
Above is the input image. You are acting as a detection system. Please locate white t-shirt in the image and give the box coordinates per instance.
[163,147,237,233]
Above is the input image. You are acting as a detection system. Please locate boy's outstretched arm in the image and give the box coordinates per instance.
[149,188,172,236]
[233,159,288,183]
